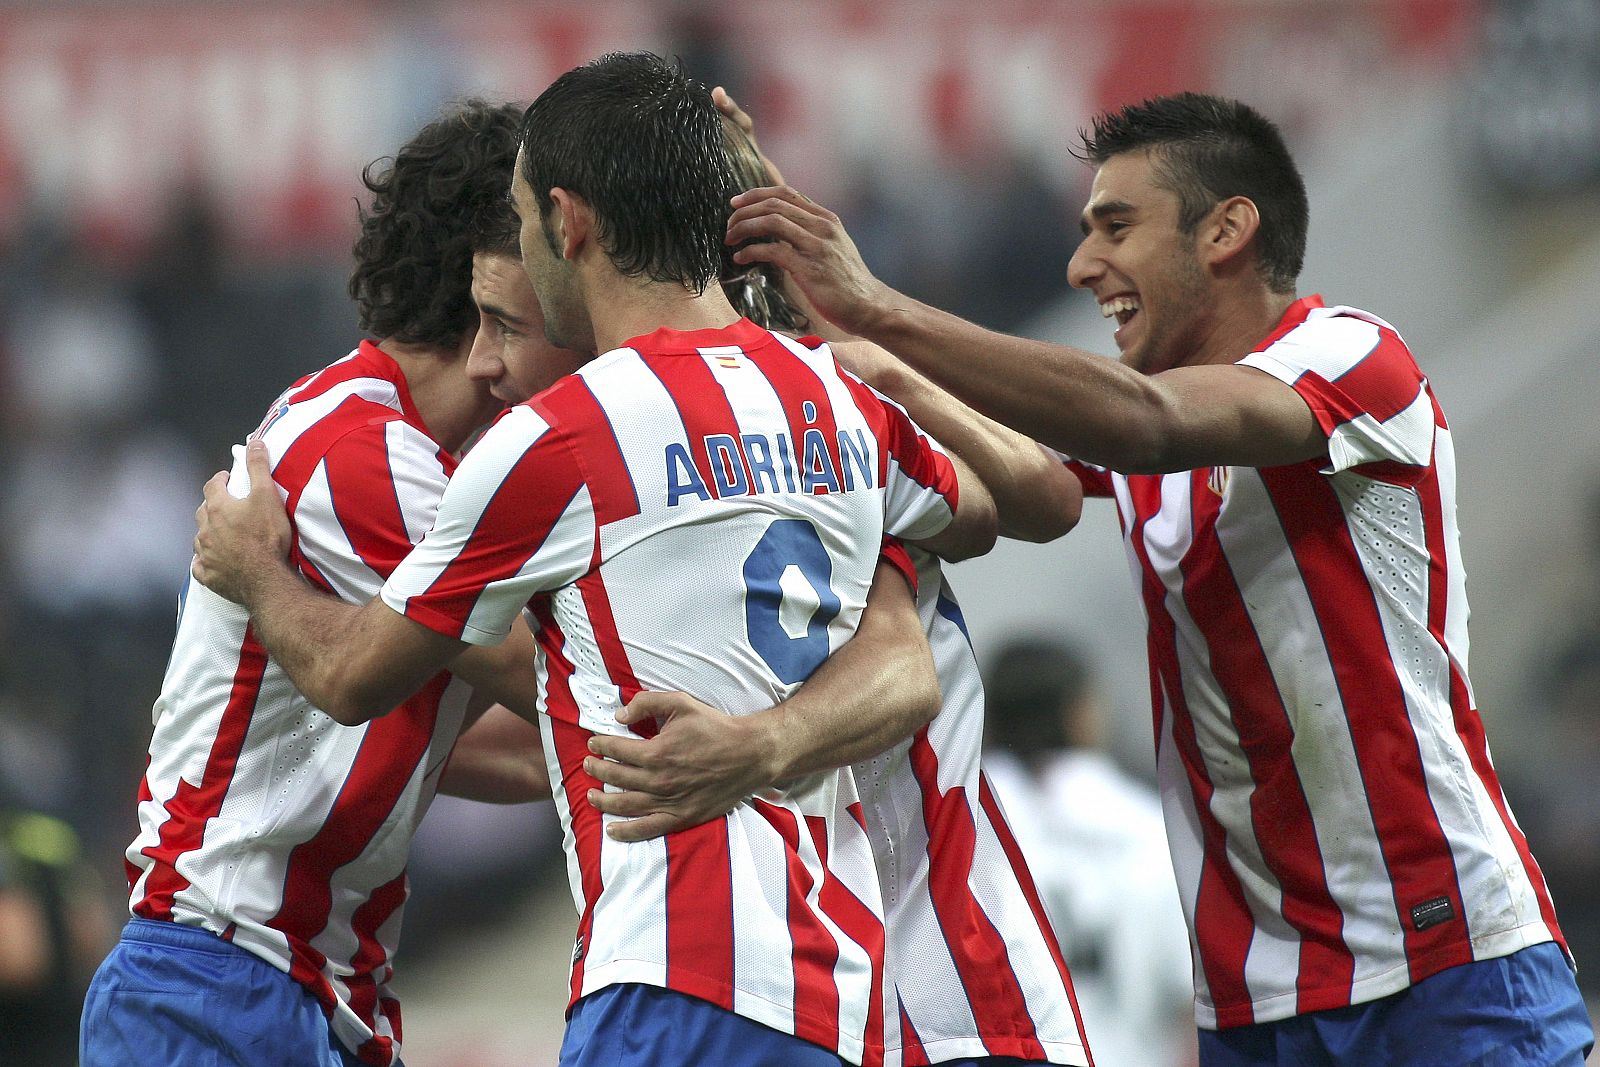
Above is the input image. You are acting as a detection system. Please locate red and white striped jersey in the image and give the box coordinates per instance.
[380,319,961,1066]
[1069,296,1565,1029]
[856,546,1093,1067]
[126,342,474,1067]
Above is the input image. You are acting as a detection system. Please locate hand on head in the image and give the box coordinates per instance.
[726,186,893,337]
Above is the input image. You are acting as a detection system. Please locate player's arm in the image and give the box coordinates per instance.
[193,439,539,725]
[439,700,551,804]
[727,186,1324,473]
[835,340,1081,542]
[913,446,997,561]
[585,557,938,842]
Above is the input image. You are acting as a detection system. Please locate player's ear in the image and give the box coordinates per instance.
[1201,195,1260,270]
[548,188,591,262]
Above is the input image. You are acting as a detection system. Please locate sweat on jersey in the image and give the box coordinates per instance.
[854,547,1094,1067]
[126,342,474,1066]
[379,318,961,1066]
[1067,296,1566,1029]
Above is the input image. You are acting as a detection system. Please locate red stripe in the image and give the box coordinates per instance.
[1064,459,1116,498]
[743,339,845,493]
[805,815,885,1067]
[348,872,409,1065]
[1260,465,1472,981]
[977,776,1095,1067]
[322,423,421,579]
[1416,457,1565,949]
[266,674,445,958]
[533,602,606,1008]
[837,372,958,504]
[271,397,398,515]
[752,800,842,1051]
[1326,329,1424,424]
[642,351,745,495]
[664,817,737,1011]
[402,422,584,640]
[1180,471,1356,1010]
[531,377,640,524]
[898,1000,931,1067]
[575,564,643,718]
[1125,473,1258,1026]
[134,627,268,920]
[907,732,1045,1059]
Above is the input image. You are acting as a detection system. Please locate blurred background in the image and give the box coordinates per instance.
[0,0,1597,1063]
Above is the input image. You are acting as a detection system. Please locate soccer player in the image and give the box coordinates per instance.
[725,92,1595,1066]
[190,52,997,1067]
[78,100,580,1067]
[587,95,1097,1067]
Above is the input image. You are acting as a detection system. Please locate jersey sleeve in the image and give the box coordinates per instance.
[841,374,961,542]
[1038,444,1117,498]
[1238,313,1436,482]
[380,405,595,645]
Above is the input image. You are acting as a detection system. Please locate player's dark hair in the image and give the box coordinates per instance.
[1075,92,1308,293]
[469,191,523,258]
[518,52,736,293]
[983,636,1095,758]
[349,99,524,346]
[719,116,810,333]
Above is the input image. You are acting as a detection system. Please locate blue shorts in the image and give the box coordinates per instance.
[1198,941,1595,1067]
[80,918,371,1067]
[560,982,847,1067]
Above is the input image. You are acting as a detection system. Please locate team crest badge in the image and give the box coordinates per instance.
[1207,466,1231,497]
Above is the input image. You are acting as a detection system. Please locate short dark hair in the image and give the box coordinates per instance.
[519,52,736,293]
[469,192,522,258]
[719,116,809,333]
[349,99,523,345]
[1075,92,1308,293]
[983,636,1094,756]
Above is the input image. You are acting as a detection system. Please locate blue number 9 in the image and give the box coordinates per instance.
[743,519,842,684]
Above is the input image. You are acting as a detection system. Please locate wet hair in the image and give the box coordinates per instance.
[983,636,1094,756]
[1075,92,1308,293]
[719,115,809,333]
[518,52,737,293]
[349,99,524,345]
[469,191,522,258]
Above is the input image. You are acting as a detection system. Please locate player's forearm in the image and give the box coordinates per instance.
[439,704,552,803]
[239,563,419,725]
[859,358,1082,542]
[449,621,541,720]
[753,600,940,785]
[858,292,1183,473]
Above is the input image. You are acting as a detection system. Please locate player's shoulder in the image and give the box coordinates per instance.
[252,347,423,477]
[1251,302,1418,383]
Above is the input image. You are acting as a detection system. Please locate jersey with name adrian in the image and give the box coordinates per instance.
[381,318,961,1066]
[127,342,473,1067]
[1065,296,1565,1029]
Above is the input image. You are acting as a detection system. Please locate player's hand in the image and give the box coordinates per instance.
[192,437,292,606]
[726,186,897,336]
[712,86,785,187]
[583,692,778,842]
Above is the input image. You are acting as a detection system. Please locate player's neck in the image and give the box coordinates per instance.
[1185,284,1298,368]
[582,267,742,355]
[379,334,484,453]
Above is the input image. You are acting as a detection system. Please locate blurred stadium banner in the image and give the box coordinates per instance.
[0,0,1477,253]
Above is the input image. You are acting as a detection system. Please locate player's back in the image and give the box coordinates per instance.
[127,341,469,1066]
[384,317,960,1065]
[854,550,1091,1067]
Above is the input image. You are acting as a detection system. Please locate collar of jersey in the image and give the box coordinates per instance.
[1249,293,1326,355]
[618,316,768,355]
[355,339,435,439]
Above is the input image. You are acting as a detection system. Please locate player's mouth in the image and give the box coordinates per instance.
[1100,294,1141,346]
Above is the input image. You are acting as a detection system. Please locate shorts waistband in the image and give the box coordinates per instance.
[121,917,239,955]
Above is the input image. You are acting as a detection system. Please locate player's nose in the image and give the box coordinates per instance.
[1066,238,1100,291]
